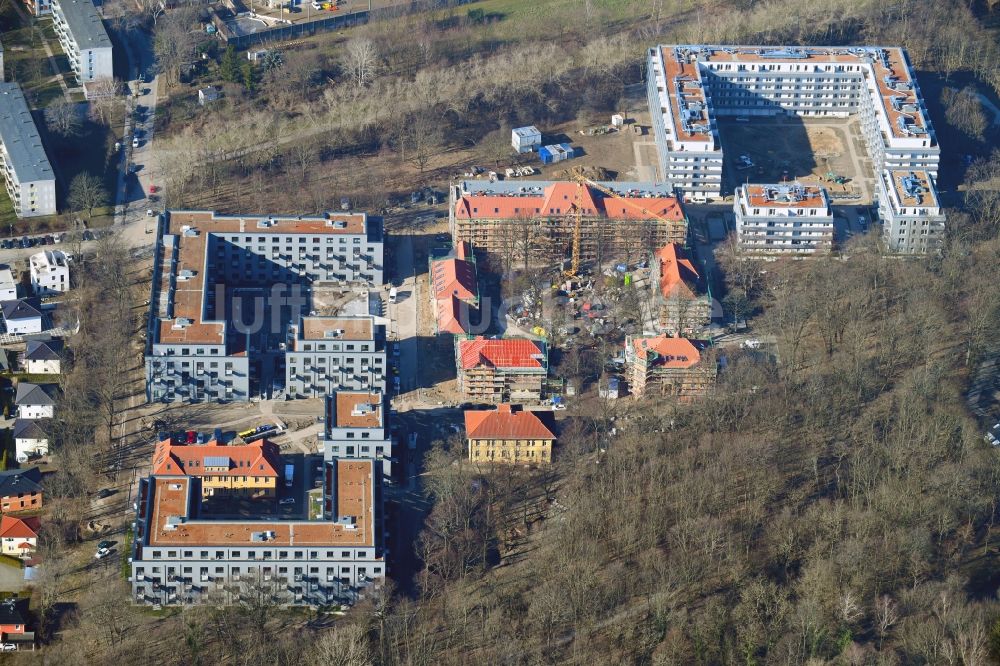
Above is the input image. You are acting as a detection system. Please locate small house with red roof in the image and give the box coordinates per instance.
[624,335,716,398]
[465,404,555,464]
[650,243,711,335]
[450,180,687,266]
[455,337,547,403]
[0,516,39,559]
[151,437,282,499]
[429,242,479,335]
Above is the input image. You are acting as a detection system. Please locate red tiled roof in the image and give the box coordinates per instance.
[631,337,701,367]
[458,337,545,370]
[431,257,477,303]
[655,243,700,300]
[455,183,683,221]
[436,295,469,335]
[465,404,555,440]
[151,438,281,477]
[0,516,38,539]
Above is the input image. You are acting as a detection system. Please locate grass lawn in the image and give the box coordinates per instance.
[439,0,644,40]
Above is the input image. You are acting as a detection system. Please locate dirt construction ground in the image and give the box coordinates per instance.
[718,117,871,200]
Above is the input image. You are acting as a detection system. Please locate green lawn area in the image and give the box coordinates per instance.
[442,0,642,40]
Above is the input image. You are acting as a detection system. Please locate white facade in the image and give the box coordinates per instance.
[322,392,394,478]
[647,45,942,216]
[1,534,35,558]
[3,312,42,335]
[15,436,48,463]
[25,358,60,374]
[734,183,833,254]
[0,83,57,218]
[877,170,945,254]
[0,268,16,301]
[17,403,53,419]
[30,250,70,295]
[511,126,541,154]
[51,0,114,83]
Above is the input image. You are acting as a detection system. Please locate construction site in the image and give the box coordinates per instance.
[448,179,688,273]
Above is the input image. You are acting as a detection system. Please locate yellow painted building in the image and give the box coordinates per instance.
[152,438,282,499]
[464,404,555,465]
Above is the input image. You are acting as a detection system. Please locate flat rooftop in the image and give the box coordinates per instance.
[328,391,383,429]
[652,45,931,144]
[54,0,112,50]
[741,183,829,209]
[146,460,375,548]
[152,210,373,348]
[886,169,939,208]
[0,83,55,184]
[297,316,374,342]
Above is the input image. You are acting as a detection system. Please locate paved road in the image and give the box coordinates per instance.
[115,27,164,248]
[389,235,419,401]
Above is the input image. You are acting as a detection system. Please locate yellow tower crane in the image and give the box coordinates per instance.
[564,183,585,278]
[563,176,683,278]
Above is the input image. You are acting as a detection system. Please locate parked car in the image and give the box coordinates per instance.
[97,540,115,550]
[95,548,112,560]
[132,137,140,148]
[0,644,16,652]
[96,488,115,499]
[278,497,295,505]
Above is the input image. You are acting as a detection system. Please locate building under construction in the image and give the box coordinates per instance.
[449,180,687,268]
[649,242,712,335]
[455,337,548,403]
[624,336,715,399]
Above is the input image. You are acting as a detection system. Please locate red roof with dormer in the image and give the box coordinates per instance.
[465,404,555,440]
[454,183,683,221]
[458,337,545,370]
[655,243,701,300]
[630,337,702,367]
[151,438,281,477]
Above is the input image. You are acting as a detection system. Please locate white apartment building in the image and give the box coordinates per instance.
[0,268,17,301]
[51,0,113,83]
[285,316,387,399]
[647,45,941,211]
[145,210,385,404]
[0,83,57,218]
[877,170,945,254]
[734,183,833,254]
[30,250,70,295]
[130,459,386,607]
[322,391,394,478]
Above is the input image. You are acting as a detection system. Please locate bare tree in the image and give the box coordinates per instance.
[45,99,82,137]
[305,623,374,666]
[343,37,379,89]
[407,110,444,176]
[88,79,124,126]
[68,172,110,219]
